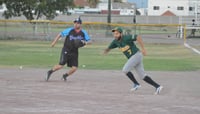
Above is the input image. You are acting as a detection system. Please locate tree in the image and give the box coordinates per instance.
[0,0,74,38]
[113,0,122,2]
[0,0,74,20]
[87,0,99,8]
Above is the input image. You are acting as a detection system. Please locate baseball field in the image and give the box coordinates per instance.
[0,40,200,114]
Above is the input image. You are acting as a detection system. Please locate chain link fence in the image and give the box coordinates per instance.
[0,20,188,42]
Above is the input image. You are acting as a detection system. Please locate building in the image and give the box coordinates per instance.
[148,0,200,16]
[71,0,136,15]
[98,0,136,15]
[73,0,89,7]
[112,2,135,15]
[147,0,200,26]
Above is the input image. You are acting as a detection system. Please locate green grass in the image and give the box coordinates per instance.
[0,40,200,71]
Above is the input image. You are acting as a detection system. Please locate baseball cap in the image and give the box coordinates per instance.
[112,27,123,33]
[74,17,82,24]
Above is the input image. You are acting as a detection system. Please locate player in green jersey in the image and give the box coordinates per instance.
[104,27,163,95]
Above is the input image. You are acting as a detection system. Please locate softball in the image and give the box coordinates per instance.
[19,66,23,69]
[82,65,86,68]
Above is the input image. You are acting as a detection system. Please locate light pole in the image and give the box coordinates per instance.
[107,0,111,23]
[106,0,112,36]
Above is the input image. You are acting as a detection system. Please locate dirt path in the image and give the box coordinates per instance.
[0,68,200,114]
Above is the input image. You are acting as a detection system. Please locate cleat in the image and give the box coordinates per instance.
[46,70,53,81]
[155,86,163,95]
[62,74,68,81]
[130,84,141,92]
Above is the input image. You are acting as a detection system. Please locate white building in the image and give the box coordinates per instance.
[112,2,135,15]
[148,0,200,16]
[98,0,136,15]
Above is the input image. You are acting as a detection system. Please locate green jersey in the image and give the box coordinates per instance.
[108,34,139,59]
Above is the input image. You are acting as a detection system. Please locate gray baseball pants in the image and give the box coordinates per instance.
[122,51,147,79]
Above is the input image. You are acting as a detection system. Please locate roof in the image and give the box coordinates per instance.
[161,10,176,16]
[74,0,89,7]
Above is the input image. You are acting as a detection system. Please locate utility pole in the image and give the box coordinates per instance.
[133,3,137,34]
[107,0,111,23]
[106,0,112,36]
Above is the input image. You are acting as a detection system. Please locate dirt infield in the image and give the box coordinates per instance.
[0,68,200,114]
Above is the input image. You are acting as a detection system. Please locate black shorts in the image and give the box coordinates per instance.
[59,48,78,67]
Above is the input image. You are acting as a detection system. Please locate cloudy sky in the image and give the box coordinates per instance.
[128,0,147,8]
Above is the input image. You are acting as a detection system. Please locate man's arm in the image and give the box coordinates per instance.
[51,27,72,47]
[136,35,147,56]
[103,48,111,55]
[103,40,117,55]
[81,40,92,45]
[51,33,61,47]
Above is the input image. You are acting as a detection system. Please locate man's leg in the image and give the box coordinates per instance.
[126,72,139,85]
[123,58,139,85]
[134,52,163,94]
[46,64,64,81]
[63,53,79,81]
[126,72,141,91]
[63,66,77,81]
[122,53,141,91]
[143,76,160,88]
[134,53,160,88]
[46,48,66,81]
[143,76,163,95]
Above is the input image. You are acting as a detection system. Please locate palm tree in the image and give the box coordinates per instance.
[87,0,99,8]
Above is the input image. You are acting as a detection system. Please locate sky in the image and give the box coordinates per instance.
[128,0,148,8]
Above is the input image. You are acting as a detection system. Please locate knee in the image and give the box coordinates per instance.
[59,61,65,66]
[53,64,63,71]
[122,66,130,74]
[122,69,129,74]
[142,76,146,80]
[142,75,149,80]
[72,66,78,72]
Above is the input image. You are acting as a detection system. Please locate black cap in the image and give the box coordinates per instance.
[74,17,82,24]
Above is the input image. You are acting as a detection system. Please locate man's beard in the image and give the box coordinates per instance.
[116,36,122,41]
[75,26,81,30]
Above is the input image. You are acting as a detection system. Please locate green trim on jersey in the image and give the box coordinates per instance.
[108,34,139,59]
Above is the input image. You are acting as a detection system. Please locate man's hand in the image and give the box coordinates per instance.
[141,49,147,56]
[51,41,56,47]
[103,48,110,55]
[81,40,87,45]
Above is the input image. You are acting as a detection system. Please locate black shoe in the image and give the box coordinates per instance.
[62,74,68,81]
[46,70,53,81]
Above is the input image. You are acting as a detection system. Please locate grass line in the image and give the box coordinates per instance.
[0,40,199,71]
